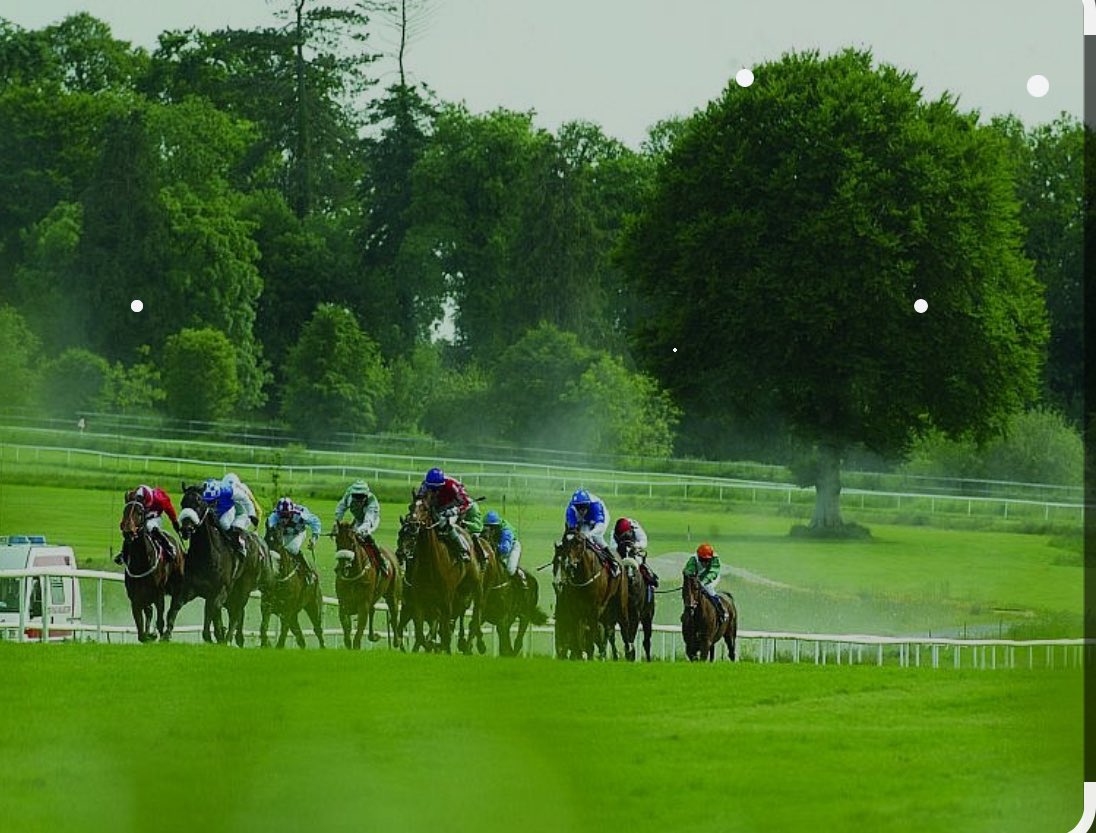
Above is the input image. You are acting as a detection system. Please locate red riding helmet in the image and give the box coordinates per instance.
[697,543,714,561]
[614,518,632,537]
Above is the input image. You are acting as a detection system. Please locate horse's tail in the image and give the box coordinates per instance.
[529,605,549,626]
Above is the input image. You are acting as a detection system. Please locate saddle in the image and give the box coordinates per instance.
[361,537,387,576]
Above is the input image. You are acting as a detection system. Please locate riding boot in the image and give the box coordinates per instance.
[152,528,175,562]
[444,526,469,562]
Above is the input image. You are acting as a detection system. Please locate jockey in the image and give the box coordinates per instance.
[200,475,258,559]
[565,488,618,578]
[116,484,181,565]
[267,497,321,585]
[612,517,649,559]
[334,480,386,575]
[483,510,525,587]
[414,467,484,562]
[683,542,724,628]
[334,480,380,541]
[614,516,658,590]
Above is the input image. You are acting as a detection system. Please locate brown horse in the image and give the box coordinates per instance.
[333,522,401,650]
[396,498,483,654]
[615,544,656,661]
[681,573,737,662]
[553,528,629,660]
[118,493,184,642]
[259,528,326,649]
[478,527,548,657]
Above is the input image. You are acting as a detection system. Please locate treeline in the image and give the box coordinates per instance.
[0,11,1082,468]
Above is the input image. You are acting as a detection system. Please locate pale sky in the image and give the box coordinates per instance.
[0,0,1084,147]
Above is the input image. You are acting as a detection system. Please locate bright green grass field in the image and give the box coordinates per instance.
[0,644,1083,833]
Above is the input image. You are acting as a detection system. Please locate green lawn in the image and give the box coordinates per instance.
[0,644,1083,833]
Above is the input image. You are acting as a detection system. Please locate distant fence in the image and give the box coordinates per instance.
[1,567,1090,669]
[0,442,1084,524]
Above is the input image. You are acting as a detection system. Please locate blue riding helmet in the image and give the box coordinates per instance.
[425,467,445,488]
[276,497,294,516]
[484,511,501,525]
[571,488,591,505]
[201,479,221,503]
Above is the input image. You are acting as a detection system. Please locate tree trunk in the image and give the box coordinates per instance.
[809,444,845,530]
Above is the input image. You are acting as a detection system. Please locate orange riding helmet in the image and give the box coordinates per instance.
[697,543,714,561]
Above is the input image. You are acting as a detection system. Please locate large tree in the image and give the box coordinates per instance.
[619,48,1048,534]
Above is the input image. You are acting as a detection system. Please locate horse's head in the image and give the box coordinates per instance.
[177,484,209,541]
[681,572,701,611]
[395,515,418,564]
[556,528,594,583]
[119,490,146,542]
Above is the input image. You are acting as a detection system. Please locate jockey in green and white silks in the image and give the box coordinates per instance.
[333,480,380,539]
[268,497,322,583]
[683,543,725,625]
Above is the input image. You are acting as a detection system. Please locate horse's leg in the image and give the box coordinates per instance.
[259,599,272,648]
[497,615,514,657]
[339,605,353,649]
[353,602,368,649]
[385,587,401,650]
[289,610,307,649]
[307,590,325,649]
[130,599,147,643]
[367,600,381,643]
[643,613,653,662]
[153,594,166,640]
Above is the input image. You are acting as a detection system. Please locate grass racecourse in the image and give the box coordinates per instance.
[0,469,1087,831]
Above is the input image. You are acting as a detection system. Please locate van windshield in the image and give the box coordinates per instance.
[0,578,20,612]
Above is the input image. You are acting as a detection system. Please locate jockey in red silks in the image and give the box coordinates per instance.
[117,484,181,564]
[414,467,485,561]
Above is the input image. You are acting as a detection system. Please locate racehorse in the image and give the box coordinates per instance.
[472,527,547,656]
[332,521,401,650]
[395,497,484,654]
[552,528,629,660]
[259,526,326,649]
[165,484,262,645]
[615,543,656,662]
[681,573,738,662]
[118,492,184,642]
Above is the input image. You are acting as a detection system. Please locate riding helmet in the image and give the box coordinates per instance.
[425,467,446,488]
[201,479,221,503]
[697,543,714,560]
[571,488,591,505]
[484,511,501,525]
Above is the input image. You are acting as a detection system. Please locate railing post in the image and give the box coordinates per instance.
[97,578,104,642]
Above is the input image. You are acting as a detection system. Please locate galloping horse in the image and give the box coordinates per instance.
[333,521,401,650]
[553,528,629,660]
[616,543,656,662]
[259,527,325,649]
[680,573,737,662]
[118,492,184,642]
[395,498,483,654]
[477,530,548,657]
[165,484,262,645]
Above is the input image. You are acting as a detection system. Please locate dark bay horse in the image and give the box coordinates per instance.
[616,545,656,662]
[479,527,548,656]
[260,527,326,649]
[681,573,738,662]
[395,499,483,654]
[553,528,629,660]
[165,484,262,645]
[333,521,401,650]
[118,493,184,642]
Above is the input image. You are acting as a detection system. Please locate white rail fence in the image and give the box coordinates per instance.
[1,568,1090,669]
[0,443,1084,522]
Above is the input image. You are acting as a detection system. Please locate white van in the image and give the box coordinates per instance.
[0,535,83,641]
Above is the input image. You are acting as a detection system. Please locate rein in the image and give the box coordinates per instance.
[123,543,163,579]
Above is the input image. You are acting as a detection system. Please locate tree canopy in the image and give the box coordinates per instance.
[619,48,1049,529]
